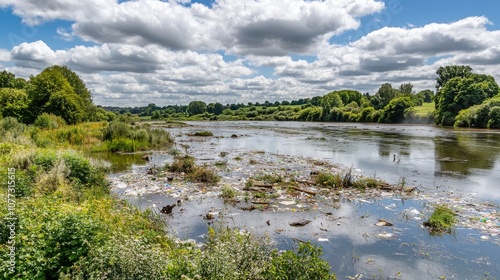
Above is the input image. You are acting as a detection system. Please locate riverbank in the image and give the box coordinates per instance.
[0,119,336,279]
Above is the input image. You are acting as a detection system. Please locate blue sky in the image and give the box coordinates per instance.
[1,0,500,106]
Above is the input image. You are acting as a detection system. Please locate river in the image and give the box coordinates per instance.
[108,121,500,279]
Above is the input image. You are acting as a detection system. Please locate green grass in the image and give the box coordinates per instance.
[426,205,456,234]
[193,131,213,136]
[413,102,435,116]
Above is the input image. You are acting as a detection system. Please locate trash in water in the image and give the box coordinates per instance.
[375,219,394,226]
[289,220,311,227]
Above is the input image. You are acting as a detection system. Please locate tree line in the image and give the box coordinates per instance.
[1,64,499,128]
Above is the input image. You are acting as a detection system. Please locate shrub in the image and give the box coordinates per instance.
[103,121,131,140]
[315,172,341,188]
[263,242,336,280]
[107,138,137,152]
[167,155,196,173]
[198,227,273,280]
[0,198,102,279]
[34,113,67,129]
[62,152,92,185]
[187,166,220,184]
[148,128,173,147]
[63,236,170,280]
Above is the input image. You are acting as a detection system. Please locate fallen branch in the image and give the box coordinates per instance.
[291,186,316,195]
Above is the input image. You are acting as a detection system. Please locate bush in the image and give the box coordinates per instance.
[107,138,138,152]
[34,113,67,129]
[187,166,220,184]
[315,172,341,188]
[62,152,92,185]
[63,236,170,280]
[167,155,196,173]
[0,198,102,279]
[263,242,336,280]
[198,227,273,280]
[148,128,173,147]
[103,121,131,140]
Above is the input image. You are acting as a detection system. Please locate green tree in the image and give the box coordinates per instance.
[399,83,414,95]
[27,66,86,124]
[186,101,207,116]
[436,65,472,92]
[207,102,224,115]
[379,96,414,123]
[371,83,399,109]
[0,70,15,88]
[51,65,93,119]
[0,88,29,121]
[416,89,434,103]
[435,73,499,126]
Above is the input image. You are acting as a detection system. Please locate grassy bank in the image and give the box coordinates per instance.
[0,118,336,279]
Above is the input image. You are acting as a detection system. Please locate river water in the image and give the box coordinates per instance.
[108,121,500,279]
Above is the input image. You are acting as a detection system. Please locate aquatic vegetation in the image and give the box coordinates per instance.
[220,186,239,199]
[425,205,456,234]
[193,130,213,136]
[167,154,196,173]
[187,165,220,184]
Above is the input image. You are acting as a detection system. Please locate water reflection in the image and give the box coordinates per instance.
[88,152,148,172]
[434,133,499,176]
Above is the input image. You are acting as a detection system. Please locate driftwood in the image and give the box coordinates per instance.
[291,186,316,195]
[289,220,311,227]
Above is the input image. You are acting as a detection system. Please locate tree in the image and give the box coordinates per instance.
[379,96,414,123]
[371,83,399,109]
[416,90,434,103]
[51,65,93,119]
[0,70,15,88]
[399,83,413,95]
[435,73,499,126]
[27,66,86,124]
[0,88,29,121]
[436,65,472,92]
[186,101,207,116]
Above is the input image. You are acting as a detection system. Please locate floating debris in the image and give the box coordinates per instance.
[375,219,394,226]
[290,220,311,227]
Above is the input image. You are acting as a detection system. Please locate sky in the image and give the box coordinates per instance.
[1,0,500,107]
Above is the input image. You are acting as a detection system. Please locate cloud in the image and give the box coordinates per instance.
[0,0,115,25]
[2,1,500,106]
[10,40,58,69]
[1,0,385,56]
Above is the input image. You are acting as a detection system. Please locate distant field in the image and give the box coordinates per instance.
[414,102,435,116]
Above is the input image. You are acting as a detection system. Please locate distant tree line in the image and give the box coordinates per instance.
[3,64,499,128]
